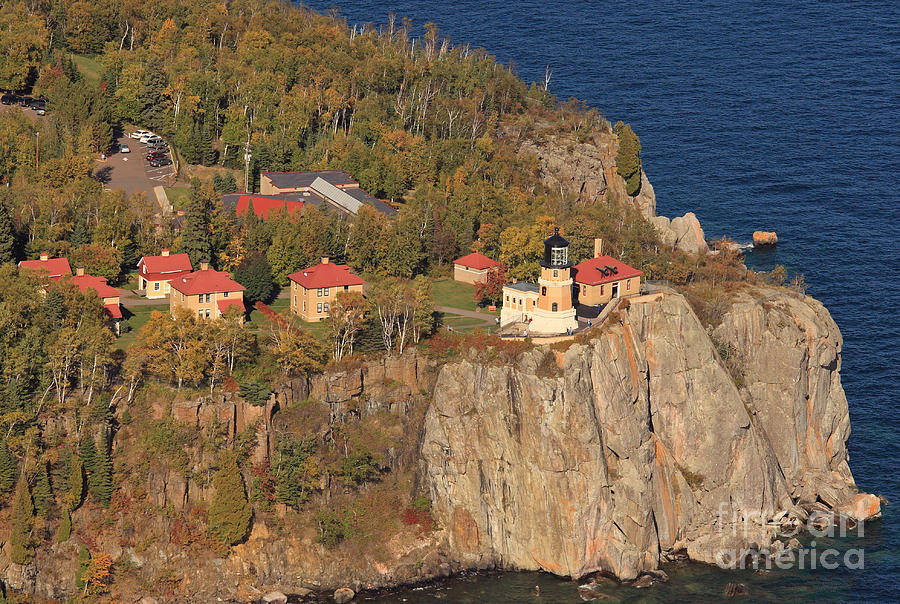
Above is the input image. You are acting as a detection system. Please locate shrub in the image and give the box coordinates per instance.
[208,452,252,546]
[615,121,642,196]
[335,451,380,486]
[316,509,350,547]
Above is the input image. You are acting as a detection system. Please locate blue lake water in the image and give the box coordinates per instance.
[307,1,900,600]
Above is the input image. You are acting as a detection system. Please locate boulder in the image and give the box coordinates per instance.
[262,592,288,604]
[651,213,709,255]
[839,493,882,521]
[752,231,778,247]
[334,587,355,603]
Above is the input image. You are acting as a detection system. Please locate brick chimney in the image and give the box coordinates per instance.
[161,248,170,257]
[321,256,329,265]
[76,266,85,276]
[200,260,209,271]
[39,252,49,261]
[594,238,603,258]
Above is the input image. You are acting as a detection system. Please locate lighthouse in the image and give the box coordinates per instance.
[530,227,578,334]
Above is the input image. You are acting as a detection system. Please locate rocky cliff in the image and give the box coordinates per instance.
[421,289,877,580]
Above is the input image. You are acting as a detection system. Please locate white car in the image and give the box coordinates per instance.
[130,130,152,140]
[119,143,130,153]
[143,136,164,146]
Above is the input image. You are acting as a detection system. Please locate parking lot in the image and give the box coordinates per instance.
[94,132,175,209]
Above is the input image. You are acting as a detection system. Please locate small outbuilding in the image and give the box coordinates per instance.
[452,252,503,285]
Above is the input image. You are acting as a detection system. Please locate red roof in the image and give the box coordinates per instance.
[236,195,304,220]
[170,269,246,295]
[453,252,502,270]
[217,298,246,314]
[288,262,365,289]
[72,274,121,299]
[19,257,72,279]
[104,303,123,320]
[138,253,192,280]
[573,255,643,286]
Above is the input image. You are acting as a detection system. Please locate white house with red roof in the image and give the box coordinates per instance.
[169,262,246,320]
[72,268,124,333]
[137,249,193,299]
[287,256,365,321]
[572,239,643,315]
[18,253,73,280]
[452,252,503,285]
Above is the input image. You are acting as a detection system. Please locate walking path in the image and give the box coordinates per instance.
[435,305,498,330]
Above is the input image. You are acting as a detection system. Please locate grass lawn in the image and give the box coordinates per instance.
[164,186,191,210]
[431,278,500,315]
[116,302,169,349]
[71,54,102,86]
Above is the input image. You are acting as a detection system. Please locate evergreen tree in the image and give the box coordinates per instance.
[614,121,642,196]
[0,206,14,264]
[234,254,276,306]
[0,439,16,495]
[75,545,90,590]
[69,216,91,248]
[32,461,52,518]
[208,452,251,545]
[91,429,114,506]
[79,432,98,481]
[42,288,67,324]
[9,474,35,565]
[181,179,214,266]
[56,507,72,542]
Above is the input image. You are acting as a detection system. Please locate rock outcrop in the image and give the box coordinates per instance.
[752,231,778,247]
[422,289,873,580]
[651,212,709,255]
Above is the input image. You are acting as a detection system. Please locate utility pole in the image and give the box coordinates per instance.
[35,131,39,172]
[243,131,251,192]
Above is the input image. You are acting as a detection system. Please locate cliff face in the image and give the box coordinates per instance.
[422,289,875,580]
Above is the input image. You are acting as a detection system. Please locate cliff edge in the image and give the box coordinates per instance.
[422,288,876,580]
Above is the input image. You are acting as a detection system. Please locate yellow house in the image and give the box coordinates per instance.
[137,249,193,299]
[169,263,246,320]
[452,252,503,285]
[573,239,643,314]
[288,257,365,321]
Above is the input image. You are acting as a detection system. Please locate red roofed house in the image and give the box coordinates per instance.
[573,239,643,309]
[288,257,365,321]
[137,249,193,299]
[452,252,503,285]
[18,253,73,280]
[169,262,246,320]
[72,267,124,334]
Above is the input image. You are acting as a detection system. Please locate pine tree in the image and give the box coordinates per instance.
[208,452,252,545]
[80,433,98,483]
[9,474,35,565]
[91,429,114,506]
[75,545,90,590]
[181,179,214,266]
[0,206,14,264]
[614,121,642,196]
[67,450,85,510]
[0,439,17,495]
[32,461,53,518]
[234,254,276,306]
[56,507,72,542]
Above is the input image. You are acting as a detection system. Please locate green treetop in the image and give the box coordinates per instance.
[208,451,252,546]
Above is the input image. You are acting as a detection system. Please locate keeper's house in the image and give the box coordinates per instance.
[573,239,643,316]
[18,253,72,280]
[169,262,246,320]
[288,257,365,322]
[452,252,502,285]
[137,249,193,299]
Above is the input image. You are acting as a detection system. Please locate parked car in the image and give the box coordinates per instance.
[17,96,32,107]
[146,141,168,150]
[119,143,130,153]
[145,151,167,161]
[28,99,45,111]
[149,157,172,168]
[143,135,164,146]
[130,130,153,140]
[0,94,17,105]
[35,108,45,115]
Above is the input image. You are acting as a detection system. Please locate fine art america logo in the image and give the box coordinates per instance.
[714,503,865,571]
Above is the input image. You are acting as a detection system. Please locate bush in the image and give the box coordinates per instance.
[335,451,380,486]
[316,509,350,547]
[208,452,252,545]
[614,121,642,196]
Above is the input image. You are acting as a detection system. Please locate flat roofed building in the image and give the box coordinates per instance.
[169,263,246,321]
[453,252,503,285]
[287,257,365,322]
[256,169,397,217]
[137,249,193,299]
[499,282,540,326]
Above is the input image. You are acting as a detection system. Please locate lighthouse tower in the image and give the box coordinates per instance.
[530,227,578,334]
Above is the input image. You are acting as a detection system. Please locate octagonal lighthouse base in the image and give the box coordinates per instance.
[528,306,578,335]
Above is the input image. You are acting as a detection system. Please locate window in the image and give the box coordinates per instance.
[627,280,632,290]
[198,311,203,319]
[541,287,547,296]
[198,294,203,303]
[317,288,323,297]
[293,296,296,306]
[317,303,323,313]
[223,291,229,298]
[600,285,604,295]
[323,287,330,296]
[582,285,586,296]
[181,293,184,301]
[205,309,211,318]
[323,302,329,313]
[505,295,509,302]
[303,300,307,311]
[153,282,160,291]
[553,269,558,278]
[552,302,558,312]
[205,293,211,303]
[344,285,349,291]
[551,246,567,266]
